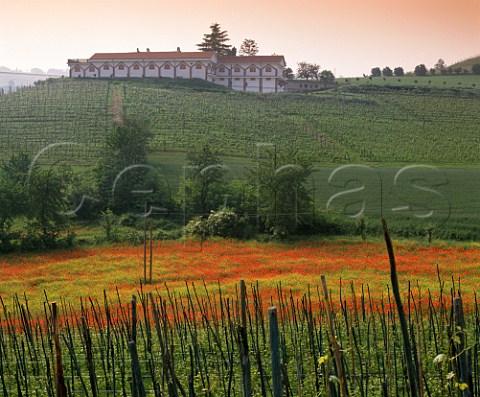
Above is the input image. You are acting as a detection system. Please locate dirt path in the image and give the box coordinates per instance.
[110,86,123,122]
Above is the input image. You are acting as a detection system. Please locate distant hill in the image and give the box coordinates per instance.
[0,66,68,91]
[449,54,480,71]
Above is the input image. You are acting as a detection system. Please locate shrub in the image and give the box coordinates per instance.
[206,208,239,238]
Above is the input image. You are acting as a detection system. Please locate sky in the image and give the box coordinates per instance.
[1,0,479,77]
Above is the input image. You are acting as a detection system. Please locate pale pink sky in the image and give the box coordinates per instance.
[2,0,479,76]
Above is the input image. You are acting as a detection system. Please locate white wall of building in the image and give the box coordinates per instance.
[191,63,205,79]
[176,63,190,79]
[160,63,174,78]
[145,63,158,77]
[68,54,285,92]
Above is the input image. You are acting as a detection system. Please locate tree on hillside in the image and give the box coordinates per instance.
[414,64,427,76]
[239,39,259,56]
[434,58,446,71]
[370,67,382,77]
[472,63,480,75]
[382,67,393,77]
[197,23,232,55]
[26,166,73,248]
[319,70,335,85]
[283,67,294,79]
[393,67,404,77]
[95,117,167,213]
[247,147,313,237]
[0,154,29,251]
[297,62,320,80]
[179,144,228,218]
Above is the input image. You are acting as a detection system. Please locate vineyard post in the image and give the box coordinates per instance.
[452,296,473,396]
[268,306,282,397]
[128,341,146,397]
[149,217,153,284]
[143,202,147,284]
[239,280,252,396]
[321,275,349,396]
[382,217,420,397]
[52,302,67,397]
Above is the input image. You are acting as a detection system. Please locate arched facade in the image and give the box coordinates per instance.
[68,51,286,92]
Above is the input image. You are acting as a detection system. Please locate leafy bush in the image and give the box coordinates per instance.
[184,209,253,240]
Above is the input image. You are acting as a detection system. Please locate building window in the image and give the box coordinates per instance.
[219,67,225,72]
[180,64,186,69]
[234,66,241,72]
[266,78,271,81]
[119,65,125,70]
[89,66,95,72]
[133,64,140,70]
[148,64,155,70]
[195,63,202,69]
[250,78,256,81]
[234,78,240,81]
[103,65,109,70]
[219,78,225,81]
[164,64,171,70]
[74,66,81,72]
[250,66,256,72]
[266,66,272,72]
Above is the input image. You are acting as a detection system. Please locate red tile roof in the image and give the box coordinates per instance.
[89,51,216,60]
[218,55,286,65]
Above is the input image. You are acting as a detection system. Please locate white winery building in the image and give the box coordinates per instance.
[68,50,286,93]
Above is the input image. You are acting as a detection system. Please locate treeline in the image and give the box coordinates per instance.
[370,58,480,78]
[0,117,335,253]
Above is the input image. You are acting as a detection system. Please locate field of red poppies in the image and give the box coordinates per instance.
[1,238,478,311]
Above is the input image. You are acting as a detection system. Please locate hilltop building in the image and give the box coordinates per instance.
[68,50,286,93]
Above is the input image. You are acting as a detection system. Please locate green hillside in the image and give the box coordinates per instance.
[1,77,480,240]
[450,54,480,71]
[0,77,479,166]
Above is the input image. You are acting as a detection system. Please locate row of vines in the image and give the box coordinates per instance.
[0,79,479,165]
[0,273,478,396]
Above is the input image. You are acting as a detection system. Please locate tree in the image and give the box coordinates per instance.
[96,117,167,213]
[393,67,404,77]
[472,63,480,75]
[429,68,436,75]
[248,147,313,237]
[434,58,446,70]
[239,39,259,56]
[297,62,320,80]
[180,144,228,219]
[319,70,335,85]
[414,64,427,76]
[283,67,294,80]
[370,67,382,77]
[196,22,232,55]
[26,166,74,248]
[0,153,31,251]
[382,67,393,77]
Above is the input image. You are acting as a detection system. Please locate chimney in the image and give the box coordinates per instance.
[177,47,181,52]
